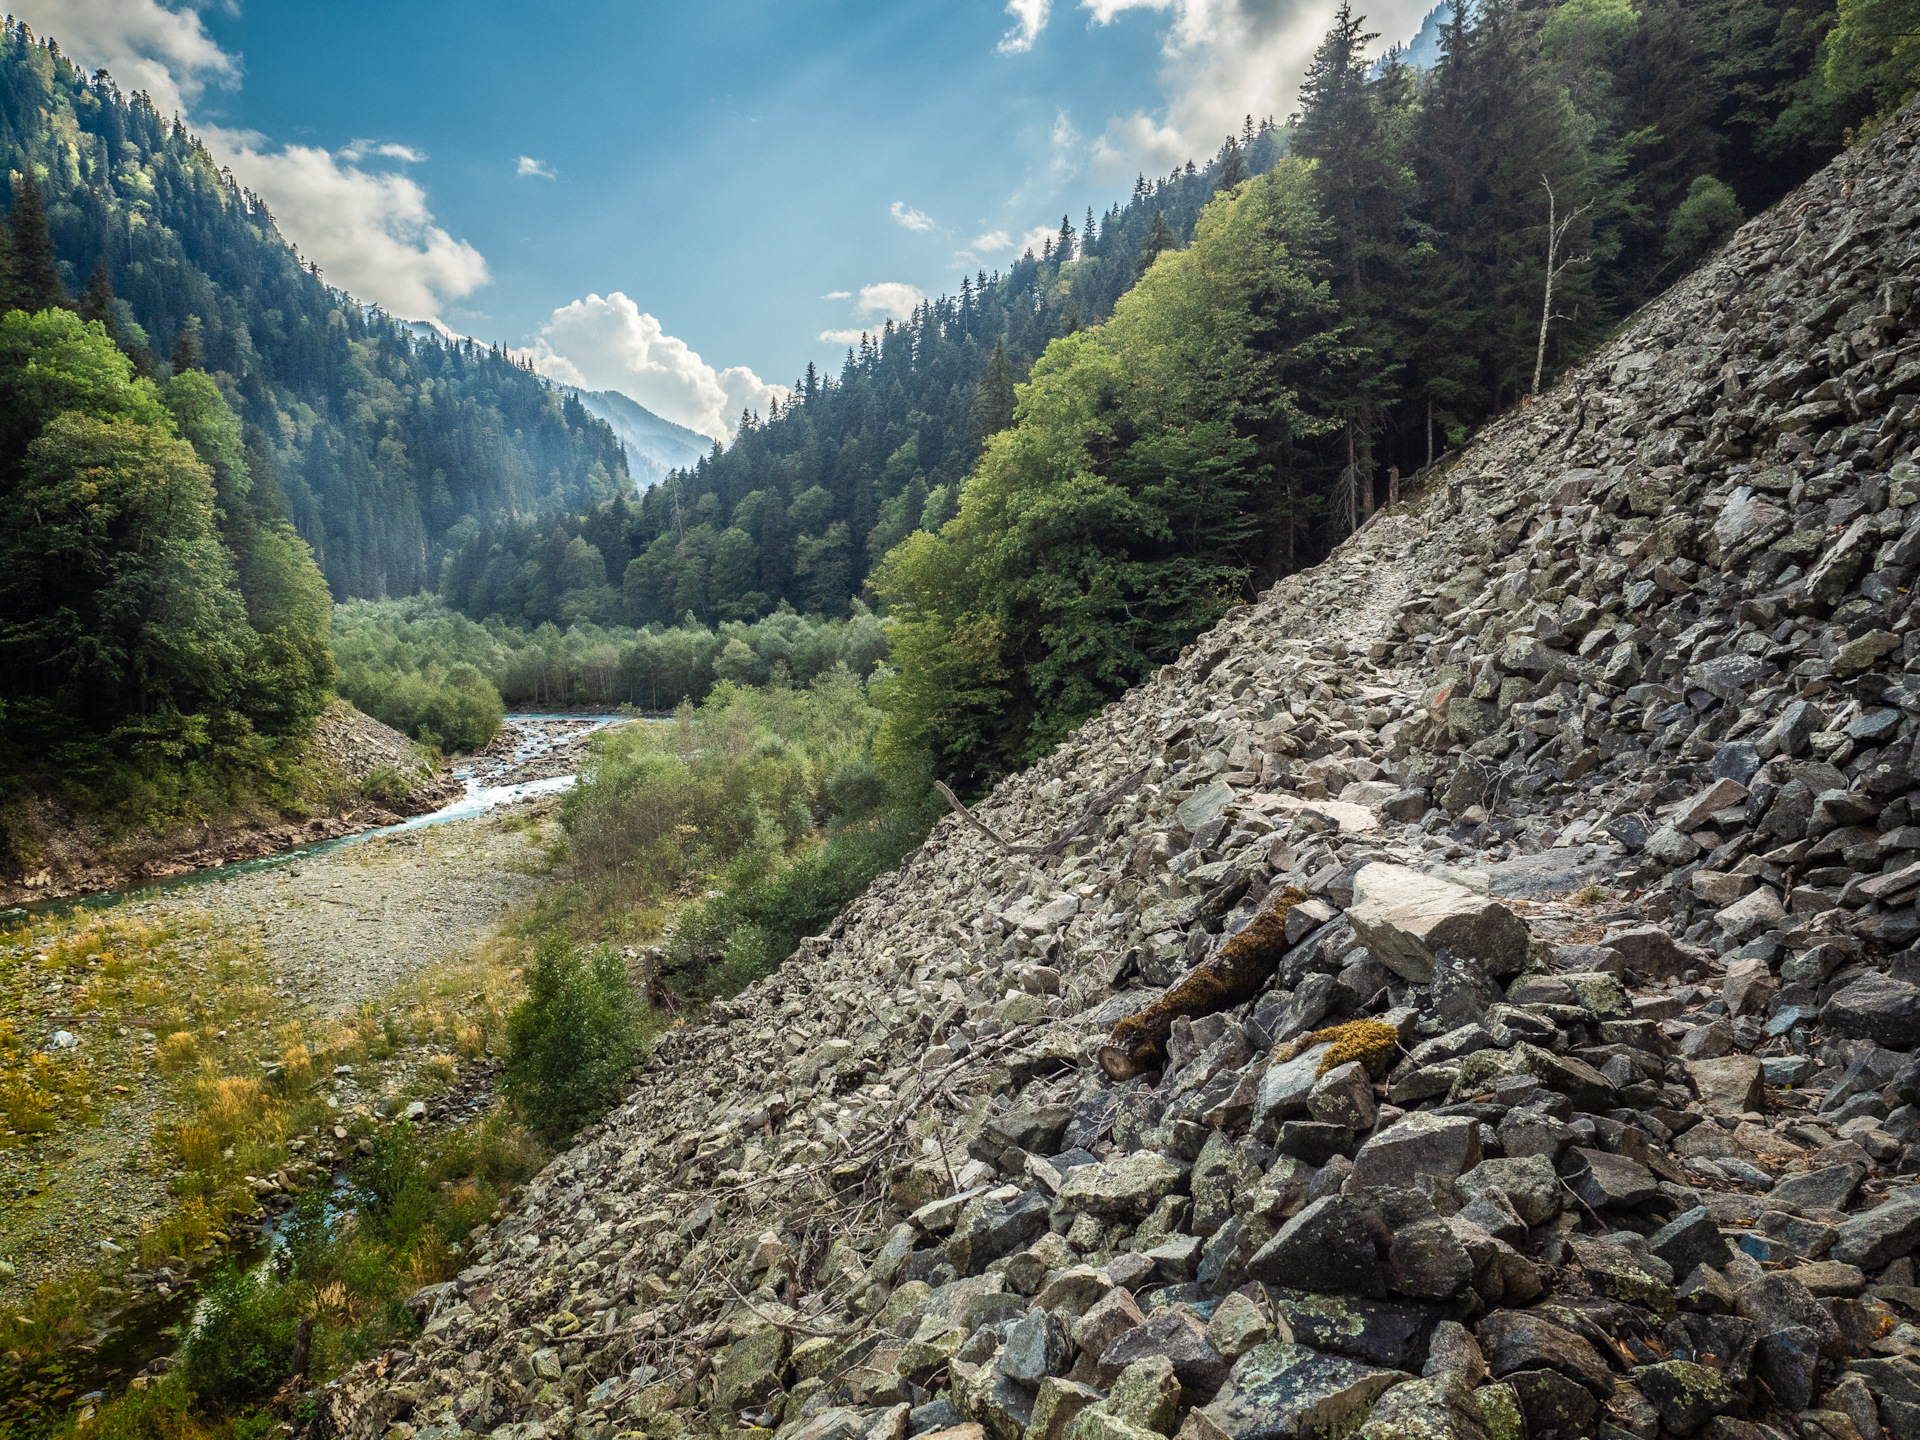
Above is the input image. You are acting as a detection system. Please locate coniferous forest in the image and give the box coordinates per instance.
[0,24,630,602]
[3,0,1917,821]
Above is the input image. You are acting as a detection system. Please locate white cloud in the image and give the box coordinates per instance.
[1015,223,1060,258]
[1050,108,1083,182]
[818,329,871,347]
[342,140,425,163]
[820,290,853,300]
[210,134,491,318]
[517,155,556,179]
[13,0,236,116]
[969,229,1014,254]
[998,0,1053,52]
[890,200,935,231]
[530,292,787,443]
[33,0,494,321]
[855,282,926,321]
[1080,0,1435,179]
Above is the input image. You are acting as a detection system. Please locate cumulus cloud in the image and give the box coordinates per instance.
[33,0,494,321]
[998,0,1053,52]
[1081,0,1433,178]
[890,200,935,231]
[517,155,556,178]
[14,0,236,115]
[818,328,871,347]
[855,282,926,321]
[969,229,1014,254]
[530,292,787,442]
[211,135,490,318]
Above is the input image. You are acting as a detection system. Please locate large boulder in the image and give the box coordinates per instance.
[1351,1114,1483,1191]
[1346,864,1532,982]
[1687,1056,1765,1117]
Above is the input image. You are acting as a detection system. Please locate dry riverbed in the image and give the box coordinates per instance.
[0,798,562,1324]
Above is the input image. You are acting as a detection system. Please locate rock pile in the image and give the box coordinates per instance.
[322,101,1920,1440]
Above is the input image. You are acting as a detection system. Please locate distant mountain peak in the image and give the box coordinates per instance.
[571,388,712,490]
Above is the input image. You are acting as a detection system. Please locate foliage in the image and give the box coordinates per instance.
[1,21,629,600]
[500,936,650,1145]
[330,593,892,724]
[0,306,334,843]
[177,1264,303,1408]
[873,164,1343,782]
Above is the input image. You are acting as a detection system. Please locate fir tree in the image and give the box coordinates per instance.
[79,259,118,342]
[7,172,65,312]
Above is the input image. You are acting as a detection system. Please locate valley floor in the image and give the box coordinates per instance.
[0,800,556,1306]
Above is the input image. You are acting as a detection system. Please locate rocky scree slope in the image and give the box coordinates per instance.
[325,103,1920,1440]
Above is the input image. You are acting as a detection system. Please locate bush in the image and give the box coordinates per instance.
[502,937,649,1145]
[177,1263,302,1407]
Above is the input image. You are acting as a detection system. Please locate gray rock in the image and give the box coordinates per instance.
[1252,1043,1335,1137]
[1351,1114,1483,1191]
[1715,886,1785,942]
[1390,1217,1474,1300]
[1345,864,1531,982]
[1352,1372,1512,1440]
[1562,1147,1659,1209]
[1245,1195,1393,1297]
[1688,1055,1766,1117]
[1057,1153,1189,1221]
[1831,1190,1920,1270]
[1096,1308,1226,1393]
[1648,1207,1734,1275]
[1635,1360,1735,1434]
[1767,1164,1864,1213]
[1477,1309,1616,1398]
[1822,973,1920,1049]
[1189,1341,1408,1440]
[1457,1154,1563,1227]
[1308,1061,1377,1130]
[1000,1307,1073,1383]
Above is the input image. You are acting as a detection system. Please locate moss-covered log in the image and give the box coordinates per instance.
[1098,887,1309,1081]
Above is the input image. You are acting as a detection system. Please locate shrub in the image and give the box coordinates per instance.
[177,1263,302,1407]
[501,937,649,1145]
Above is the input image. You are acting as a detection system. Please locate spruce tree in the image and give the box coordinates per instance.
[1137,211,1176,278]
[79,259,118,341]
[8,173,65,312]
[171,315,203,372]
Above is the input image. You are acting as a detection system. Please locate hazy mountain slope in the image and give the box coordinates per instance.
[574,387,714,488]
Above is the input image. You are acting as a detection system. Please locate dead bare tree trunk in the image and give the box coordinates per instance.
[1533,176,1593,400]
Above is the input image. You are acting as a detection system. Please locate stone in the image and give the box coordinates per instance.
[1186,1342,1408,1440]
[1245,1195,1393,1297]
[1768,1164,1865,1213]
[1634,1360,1734,1435]
[949,1191,1053,1275]
[1569,1236,1677,1313]
[1715,886,1786,942]
[1830,1190,1920,1270]
[1351,1114,1483,1191]
[1097,1309,1227,1393]
[1688,1056,1766,1117]
[1646,825,1704,864]
[1072,1286,1148,1358]
[1821,974,1920,1049]
[1252,1044,1336,1136]
[1477,1310,1616,1399]
[1502,1368,1598,1438]
[715,1324,790,1412]
[1756,1327,1822,1411]
[1308,1061,1377,1130]
[1001,1307,1074,1383]
[1601,925,1691,979]
[1733,1272,1842,1364]
[1562,1146,1659,1209]
[1205,1292,1278,1362]
[1267,1290,1438,1371]
[1456,1155,1563,1227]
[1351,1372,1508,1440]
[1722,958,1777,1017]
[1105,1356,1182,1434]
[1390,1217,1474,1300]
[1649,1207,1735,1275]
[1345,864,1531,982]
[1031,1381,1105,1440]
[1058,1153,1190,1221]
[1676,778,1753,832]
[1422,1322,1488,1387]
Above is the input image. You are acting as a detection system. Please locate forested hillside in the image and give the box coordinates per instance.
[441,0,1886,652]
[0,21,630,601]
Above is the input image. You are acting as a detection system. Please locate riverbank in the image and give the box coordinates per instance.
[0,702,463,910]
[0,796,564,1415]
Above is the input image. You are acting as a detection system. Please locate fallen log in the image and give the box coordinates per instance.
[1098,886,1310,1080]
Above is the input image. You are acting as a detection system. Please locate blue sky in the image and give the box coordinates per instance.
[37,0,1433,438]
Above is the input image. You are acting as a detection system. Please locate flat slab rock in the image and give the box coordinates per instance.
[1345,863,1532,983]
[1186,1340,1410,1440]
